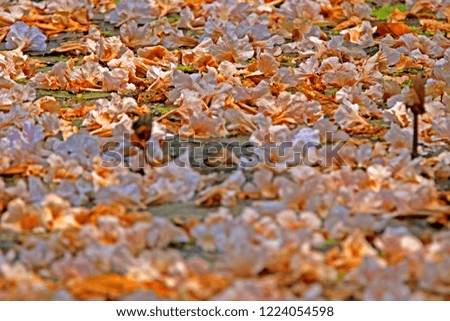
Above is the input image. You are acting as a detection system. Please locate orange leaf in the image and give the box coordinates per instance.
[320,5,345,23]
[179,272,230,300]
[388,8,415,22]
[411,0,435,14]
[420,19,450,33]
[0,26,8,42]
[69,274,140,300]
[373,22,412,38]
[334,15,361,31]
[20,214,41,231]
[143,280,176,298]
[394,55,423,70]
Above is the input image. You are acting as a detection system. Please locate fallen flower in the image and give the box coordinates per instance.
[5,22,47,52]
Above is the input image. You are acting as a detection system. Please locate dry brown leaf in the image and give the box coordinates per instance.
[394,55,423,70]
[320,5,345,23]
[420,19,450,33]
[334,15,361,31]
[142,280,176,299]
[60,105,96,120]
[0,26,9,42]
[137,46,179,66]
[410,0,435,15]
[69,274,140,300]
[388,8,416,22]
[34,96,62,114]
[373,22,412,38]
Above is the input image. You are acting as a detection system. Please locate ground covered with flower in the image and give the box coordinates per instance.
[0,0,449,300]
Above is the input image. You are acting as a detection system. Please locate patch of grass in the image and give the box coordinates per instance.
[38,89,75,100]
[167,13,181,23]
[282,53,298,58]
[331,29,341,36]
[37,89,111,102]
[72,118,83,129]
[316,22,333,28]
[101,30,115,37]
[369,134,385,142]
[280,59,296,67]
[76,92,111,101]
[315,239,341,251]
[419,30,435,37]
[176,64,196,73]
[186,29,202,36]
[364,45,380,57]
[36,66,53,73]
[400,79,414,87]
[74,57,84,67]
[391,68,424,77]
[3,175,19,186]
[286,88,297,94]
[372,3,407,20]
[368,118,390,129]
[325,88,339,97]
[34,55,70,64]
[152,105,174,117]
[16,79,28,84]
[378,251,387,258]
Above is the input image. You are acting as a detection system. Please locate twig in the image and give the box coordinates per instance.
[412,112,419,158]
[406,74,426,159]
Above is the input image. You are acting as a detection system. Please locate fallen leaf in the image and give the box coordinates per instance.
[372,21,413,38]
[69,274,140,300]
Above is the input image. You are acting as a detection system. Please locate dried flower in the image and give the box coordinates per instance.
[6,22,47,52]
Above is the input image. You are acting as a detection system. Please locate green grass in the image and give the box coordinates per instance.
[331,30,341,36]
[36,66,53,73]
[315,239,341,251]
[280,59,296,67]
[316,22,333,28]
[38,89,75,100]
[34,54,84,72]
[419,30,435,37]
[37,89,111,102]
[176,65,196,73]
[325,88,339,97]
[286,88,297,94]
[101,30,115,37]
[167,13,181,23]
[34,55,71,64]
[369,134,385,142]
[372,3,407,20]
[368,118,390,129]
[391,68,424,77]
[72,118,83,129]
[152,104,174,117]
[400,79,414,87]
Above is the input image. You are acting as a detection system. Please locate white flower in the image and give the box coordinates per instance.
[334,99,370,129]
[6,22,47,52]
[209,35,254,67]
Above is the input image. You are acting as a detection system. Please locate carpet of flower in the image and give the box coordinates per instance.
[0,0,449,300]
